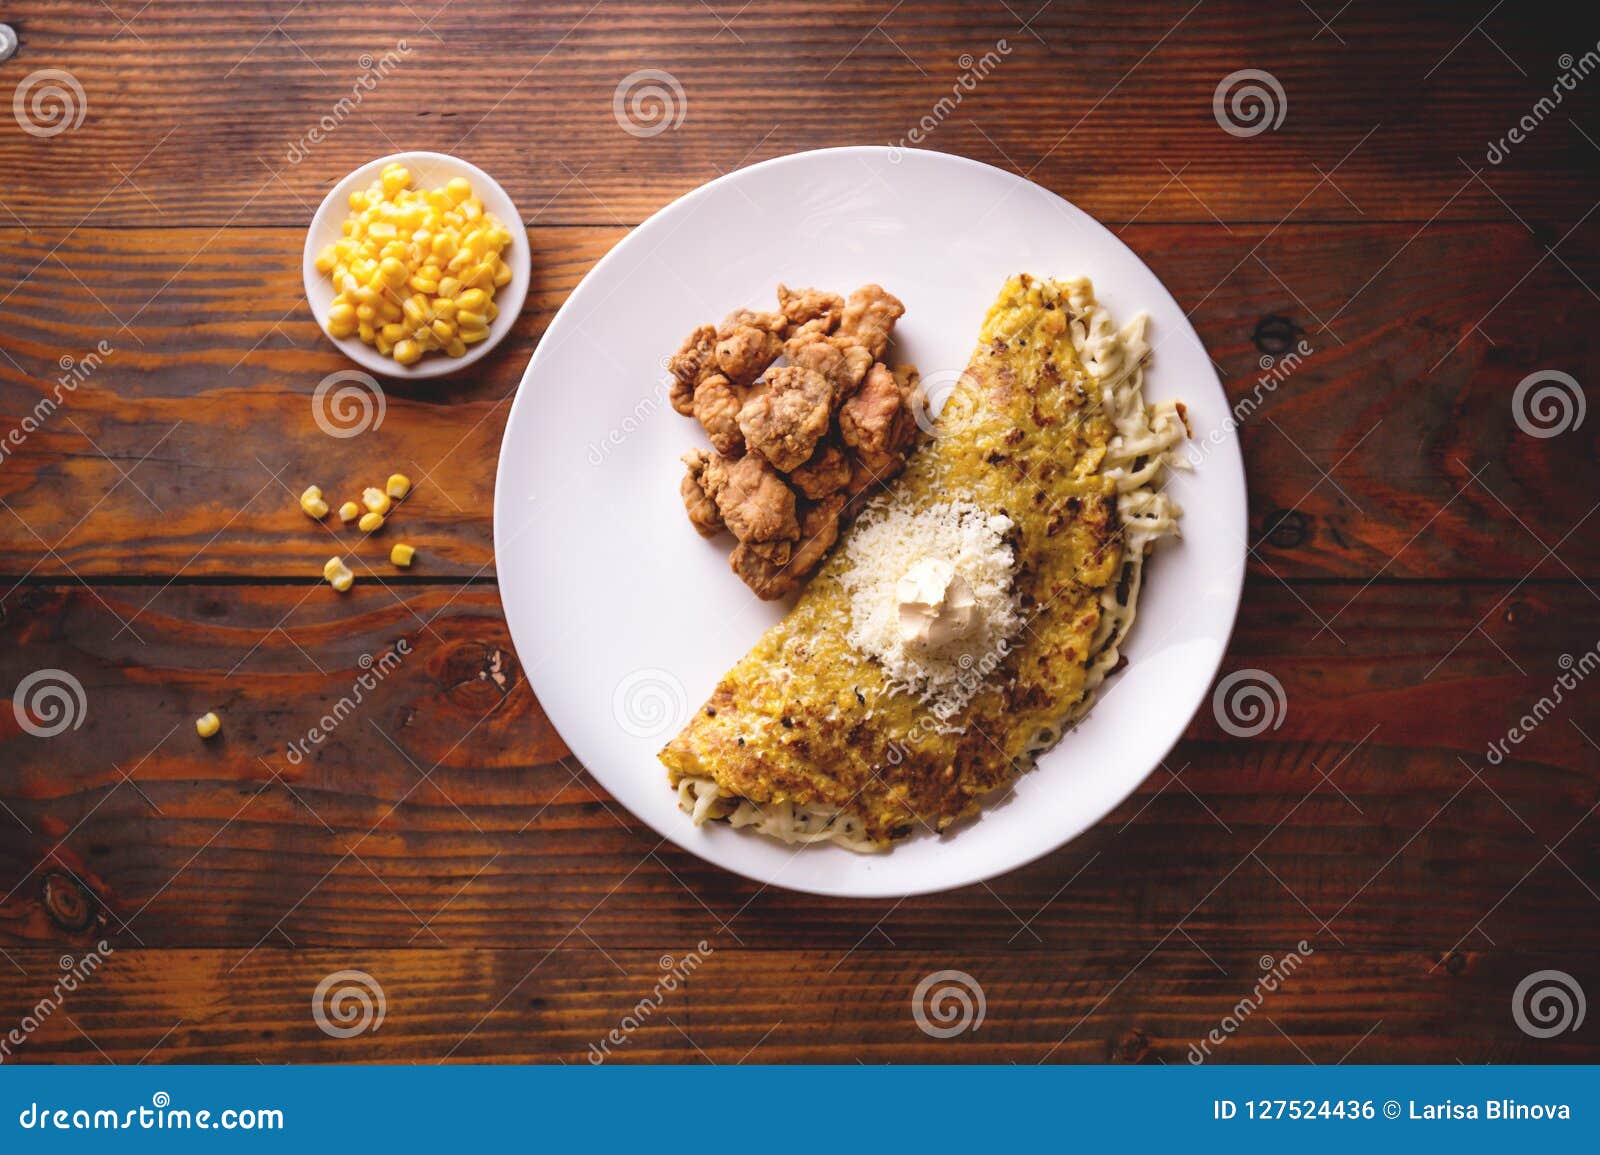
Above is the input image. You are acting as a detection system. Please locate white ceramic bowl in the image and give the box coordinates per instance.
[302,151,529,379]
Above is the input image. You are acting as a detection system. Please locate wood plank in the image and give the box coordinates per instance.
[0,948,692,1064]
[1,947,1593,1064]
[1,580,1595,953]
[1,223,1595,579]
[1,2,1594,227]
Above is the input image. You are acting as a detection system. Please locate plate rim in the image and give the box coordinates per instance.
[493,145,1247,898]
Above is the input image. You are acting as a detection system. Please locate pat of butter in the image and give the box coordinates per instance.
[896,557,978,649]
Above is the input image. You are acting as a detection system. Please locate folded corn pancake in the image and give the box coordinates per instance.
[661,274,1187,850]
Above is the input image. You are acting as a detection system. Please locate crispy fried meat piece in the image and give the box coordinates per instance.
[701,452,799,546]
[835,284,905,362]
[669,325,717,416]
[692,373,747,457]
[839,362,922,459]
[737,366,833,472]
[714,309,786,389]
[783,332,874,400]
[788,439,853,500]
[790,493,847,576]
[727,492,848,601]
[777,284,845,332]
[679,449,723,537]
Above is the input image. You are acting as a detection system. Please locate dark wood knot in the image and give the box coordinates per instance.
[41,871,97,933]
[1110,1026,1150,1063]
[1252,314,1302,357]
[1263,509,1309,550]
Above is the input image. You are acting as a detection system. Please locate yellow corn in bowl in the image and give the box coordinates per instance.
[303,153,527,378]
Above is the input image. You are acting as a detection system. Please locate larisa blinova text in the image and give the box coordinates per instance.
[1408,1100,1570,1120]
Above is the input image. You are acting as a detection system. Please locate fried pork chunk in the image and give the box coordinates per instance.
[692,373,748,457]
[737,366,832,472]
[777,284,845,331]
[668,325,717,416]
[789,440,853,500]
[835,284,904,362]
[840,362,922,461]
[729,493,847,600]
[699,452,799,547]
[714,309,786,389]
[680,449,723,537]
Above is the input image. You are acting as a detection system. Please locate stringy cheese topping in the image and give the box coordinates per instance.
[840,496,1019,722]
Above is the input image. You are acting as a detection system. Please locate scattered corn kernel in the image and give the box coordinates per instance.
[362,487,391,514]
[318,169,514,364]
[390,543,416,567]
[358,511,385,533]
[195,711,221,739]
[338,501,360,523]
[386,473,412,500]
[324,555,354,592]
[300,485,330,519]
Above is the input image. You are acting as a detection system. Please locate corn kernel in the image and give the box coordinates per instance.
[324,556,354,592]
[362,487,391,514]
[393,338,423,365]
[300,485,330,519]
[445,336,467,357]
[456,308,488,331]
[386,473,412,500]
[358,511,385,533]
[195,711,221,739]
[445,177,471,203]
[459,325,489,345]
[456,288,489,313]
[338,501,360,523]
[390,543,416,567]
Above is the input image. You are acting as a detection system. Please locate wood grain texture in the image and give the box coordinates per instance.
[0,947,1593,1065]
[1,223,1595,579]
[1,2,1596,227]
[1,0,1596,1066]
[2,581,1595,966]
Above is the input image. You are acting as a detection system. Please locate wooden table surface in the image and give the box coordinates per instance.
[1,1,1597,1065]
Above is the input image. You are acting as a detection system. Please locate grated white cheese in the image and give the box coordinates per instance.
[839,495,1019,726]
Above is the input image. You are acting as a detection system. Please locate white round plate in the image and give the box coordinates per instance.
[495,147,1246,898]
[303,151,529,379]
